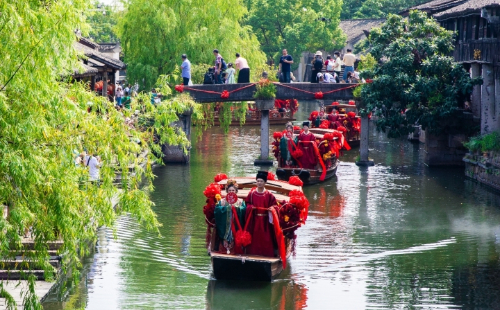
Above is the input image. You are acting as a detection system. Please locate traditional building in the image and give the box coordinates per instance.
[406,0,500,134]
[73,38,126,100]
[338,19,386,54]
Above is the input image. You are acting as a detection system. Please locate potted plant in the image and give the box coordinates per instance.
[253,78,276,110]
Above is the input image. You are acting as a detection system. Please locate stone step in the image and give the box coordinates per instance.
[0,259,61,270]
[20,239,63,251]
[0,269,47,280]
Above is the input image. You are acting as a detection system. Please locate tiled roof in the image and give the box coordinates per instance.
[339,19,386,44]
[434,0,500,19]
[74,42,126,70]
[73,63,98,77]
[400,0,468,16]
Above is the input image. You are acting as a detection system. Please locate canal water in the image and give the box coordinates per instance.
[43,103,500,309]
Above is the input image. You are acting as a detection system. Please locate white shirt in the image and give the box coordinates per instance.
[85,156,101,181]
[324,73,336,83]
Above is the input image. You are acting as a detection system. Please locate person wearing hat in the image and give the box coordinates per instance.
[311,51,324,83]
[297,121,318,169]
[280,122,297,167]
[180,54,191,86]
[243,171,279,257]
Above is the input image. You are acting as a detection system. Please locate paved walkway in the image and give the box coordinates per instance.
[0,280,54,309]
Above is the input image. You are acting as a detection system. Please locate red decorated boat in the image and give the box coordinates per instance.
[273,126,348,185]
[212,99,298,126]
[203,174,307,281]
[313,102,361,147]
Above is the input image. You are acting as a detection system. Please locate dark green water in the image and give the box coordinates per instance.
[43,103,500,309]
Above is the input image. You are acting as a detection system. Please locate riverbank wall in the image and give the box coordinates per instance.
[463,152,500,192]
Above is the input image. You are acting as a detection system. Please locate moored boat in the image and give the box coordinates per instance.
[273,123,347,185]
[203,174,308,281]
[212,99,298,126]
[311,103,361,147]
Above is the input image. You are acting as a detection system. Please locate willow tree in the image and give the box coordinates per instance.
[0,0,172,308]
[244,0,345,69]
[117,0,267,90]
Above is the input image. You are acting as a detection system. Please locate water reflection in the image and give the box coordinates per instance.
[42,102,500,310]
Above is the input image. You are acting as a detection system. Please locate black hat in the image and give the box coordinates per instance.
[256,170,268,182]
[302,121,310,127]
[181,54,187,59]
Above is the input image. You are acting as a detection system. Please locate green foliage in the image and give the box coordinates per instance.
[191,64,213,85]
[341,0,429,20]
[0,0,203,307]
[245,0,345,70]
[253,79,277,100]
[359,11,482,137]
[87,2,119,43]
[357,53,377,73]
[464,132,500,153]
[117,0,266,90]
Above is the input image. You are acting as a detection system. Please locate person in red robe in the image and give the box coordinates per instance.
[297,122,318,169]
[244,171,278,257]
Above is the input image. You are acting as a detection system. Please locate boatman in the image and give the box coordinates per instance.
[244,171,279,257]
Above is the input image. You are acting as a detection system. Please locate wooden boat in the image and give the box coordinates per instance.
[275,129,342,185]
[208,177,303,281]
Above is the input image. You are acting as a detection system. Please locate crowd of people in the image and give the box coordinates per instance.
[180,50,251,86]
[180,47,362,85]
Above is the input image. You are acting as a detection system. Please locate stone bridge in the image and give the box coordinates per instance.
[166,82,369,166]
[181,82,356,103]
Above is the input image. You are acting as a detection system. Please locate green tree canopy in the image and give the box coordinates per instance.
[359,11,482,137]
[117,0,266,90]
[245,0,345,69]
[87,2,119,43]
[341,0,429,20]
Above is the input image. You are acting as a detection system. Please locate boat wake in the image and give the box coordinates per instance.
[299,237,456,276]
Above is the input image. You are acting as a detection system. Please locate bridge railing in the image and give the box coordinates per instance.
[181,82,357,103]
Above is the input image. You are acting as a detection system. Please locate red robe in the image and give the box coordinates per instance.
[297,132,317,169]
[244,189,278,257]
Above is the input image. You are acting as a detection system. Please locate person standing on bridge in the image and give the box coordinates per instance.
[279,49,293,83]
[234,53,250,83]
[333,51,342,83]
[180,54,191,86]
[213,49,226,84]
[342,49,356,82]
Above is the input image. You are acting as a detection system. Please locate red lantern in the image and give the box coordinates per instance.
[314,92,324,99]
[348,100,355,105]
[175,85,184,93]
[332,101,339,106]
[221,90,230,99]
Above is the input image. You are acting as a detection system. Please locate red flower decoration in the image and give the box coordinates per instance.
[221,90,230,99]
[323,133,334,141]
[319,120,330,129]
[290,195,308,210]
[337,126,347,132]
[214,173,228,183]
[291,149,303,159]
[288,176,304,187]
[293,125,301,131]
[175,85,184,93]
[273,132,283,140]
[332,101,339,106]
[347,111,356,118]
[314,92,324,99]
[267,171,276,181]
[235,230,252,247]
[203,183,222,199]
[366,79,373,83]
